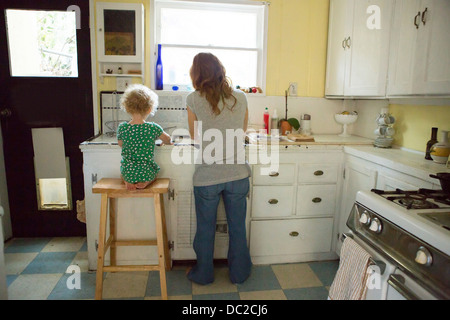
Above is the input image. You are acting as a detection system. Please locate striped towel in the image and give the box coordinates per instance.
[329,236,372,300]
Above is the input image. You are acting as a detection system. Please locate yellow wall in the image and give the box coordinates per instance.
[389,104,450,152]
[265,0,329,97]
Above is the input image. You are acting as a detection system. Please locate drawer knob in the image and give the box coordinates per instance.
[312,197,322,203]
[289,231,299,237]
[269,172,279,177]
[268,199,279,204]
[314,170,324,176]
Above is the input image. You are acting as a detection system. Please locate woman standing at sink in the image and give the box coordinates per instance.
[186,53,252,285]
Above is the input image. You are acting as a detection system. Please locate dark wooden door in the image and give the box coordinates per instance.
[0,0,94,237]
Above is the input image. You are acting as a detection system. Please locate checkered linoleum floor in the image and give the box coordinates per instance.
[4,237,339,300]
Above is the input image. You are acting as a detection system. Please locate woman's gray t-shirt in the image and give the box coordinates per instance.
[186,89,251,187]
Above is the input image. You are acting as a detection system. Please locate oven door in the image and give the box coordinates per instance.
[387,269,438,300]
[343,232,396,300]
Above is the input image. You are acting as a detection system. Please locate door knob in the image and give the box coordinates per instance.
[0,108,11,118]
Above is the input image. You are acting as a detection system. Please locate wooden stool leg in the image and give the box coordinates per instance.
[154,194,168,300]
[109,197,117,267]
[159,193,171,270]
[95,193,108,300]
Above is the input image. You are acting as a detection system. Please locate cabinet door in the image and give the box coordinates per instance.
[337,160,377,252]
[325,0,350,96]
[387,0,421,96]
[376,172,433,190]
[344,0,392,96]
[96,3,144,63]
[414,0,450,94]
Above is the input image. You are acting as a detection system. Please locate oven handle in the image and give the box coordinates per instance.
[341,232,387,275]
[388,274,420,300]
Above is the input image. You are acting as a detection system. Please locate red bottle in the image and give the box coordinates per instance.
[263,107,270,134]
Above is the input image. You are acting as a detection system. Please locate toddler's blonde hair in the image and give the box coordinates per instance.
[120,84,158,117]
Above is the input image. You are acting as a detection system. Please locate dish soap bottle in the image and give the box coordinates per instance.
[156,44,163,90]
[263,107,270,134]
[425,127,438,160]
[271,109,279,134]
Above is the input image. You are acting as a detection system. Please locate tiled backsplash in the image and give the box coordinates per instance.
[150,91,384,138]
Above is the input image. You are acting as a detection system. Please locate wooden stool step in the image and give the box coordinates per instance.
[92,178,171,300]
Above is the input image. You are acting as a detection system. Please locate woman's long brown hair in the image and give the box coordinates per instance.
[190,53,237,115]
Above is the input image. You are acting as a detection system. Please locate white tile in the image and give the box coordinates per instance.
[102,272,149,299]
[5,253,38,275]
[272,263,323,289]
[42,237,85,252]
[239,290,287,300]
[7,274,61,300]
[191,268,237,295]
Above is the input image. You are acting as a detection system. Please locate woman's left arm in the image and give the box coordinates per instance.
[187,106,198,140]
[243,107,248,132]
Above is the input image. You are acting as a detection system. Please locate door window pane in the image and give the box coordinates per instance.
[5,9,78,77]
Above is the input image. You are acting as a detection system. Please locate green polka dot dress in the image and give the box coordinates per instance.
[117,122,163,184]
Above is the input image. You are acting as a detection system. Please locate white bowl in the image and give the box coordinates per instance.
[334,114,358,125]
[335,114,358,137]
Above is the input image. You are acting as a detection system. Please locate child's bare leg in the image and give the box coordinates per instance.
[136,178,156,189]
[121,175,137,190]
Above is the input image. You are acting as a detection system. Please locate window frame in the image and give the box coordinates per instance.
[151,0,268,93]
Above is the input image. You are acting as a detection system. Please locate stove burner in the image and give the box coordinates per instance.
[371,188,447,210]
[393,197,439,210]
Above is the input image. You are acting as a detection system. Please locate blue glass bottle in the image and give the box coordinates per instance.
[156,44,163,90]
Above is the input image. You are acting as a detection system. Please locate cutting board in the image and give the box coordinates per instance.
[287,133,315,142]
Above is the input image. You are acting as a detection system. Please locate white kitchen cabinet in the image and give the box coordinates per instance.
[325,0,393,97]
[249,148,343,264]
[250,218,334,262]
[387,0,450,96]
[96,2,145,83]
[337,156,378,252]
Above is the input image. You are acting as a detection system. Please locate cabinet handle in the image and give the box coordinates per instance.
[312,197,322,203]
[342,38,346,49]
[414,11,421,29]
[346,36,351,49]
[268,199,278,205]
[421,7,428,26]
[314,170,324,176]
[289,231,299,237]
[269,172,279,177]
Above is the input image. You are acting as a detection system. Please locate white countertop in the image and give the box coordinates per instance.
[344,145,450,183]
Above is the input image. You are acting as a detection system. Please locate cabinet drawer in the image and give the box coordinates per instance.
[252,164,295,185]
[298,164,339,184]
[250,218,333,257]
[251,186,294,218]
[296,185,337,217]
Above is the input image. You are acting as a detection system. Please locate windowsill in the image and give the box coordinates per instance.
[152,89,267,97]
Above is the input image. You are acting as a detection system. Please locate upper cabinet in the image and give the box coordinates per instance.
[387,0,450,96]
[325,0,393,98]
[96,2,145,82]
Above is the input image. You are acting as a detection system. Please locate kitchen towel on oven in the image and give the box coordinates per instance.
[329,237,372,300]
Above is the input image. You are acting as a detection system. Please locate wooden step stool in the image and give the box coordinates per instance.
[92,178,171,300]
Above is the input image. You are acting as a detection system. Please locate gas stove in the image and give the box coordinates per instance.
[348,189,450,299]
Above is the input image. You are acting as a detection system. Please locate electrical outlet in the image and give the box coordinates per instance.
[116,77,132,92]
[289,82,298,96]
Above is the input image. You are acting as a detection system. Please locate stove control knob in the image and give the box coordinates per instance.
[369,217,382,233]
[359,211,371,225]
[415,246,433,267]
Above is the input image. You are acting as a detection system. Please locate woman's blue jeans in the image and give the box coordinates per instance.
[187,177,252,285]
